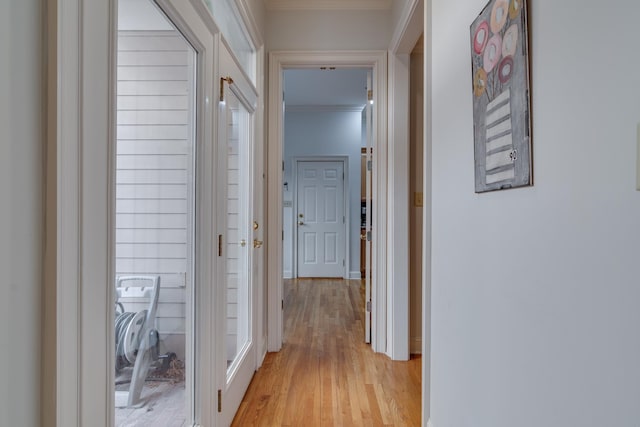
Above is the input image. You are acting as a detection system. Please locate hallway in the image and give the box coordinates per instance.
[232,279,421,426]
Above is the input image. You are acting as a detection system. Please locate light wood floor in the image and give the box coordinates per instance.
[232,278,422,426]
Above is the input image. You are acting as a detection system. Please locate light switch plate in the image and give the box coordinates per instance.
[637,123,640,191]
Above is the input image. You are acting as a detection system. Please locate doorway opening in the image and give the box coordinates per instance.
[282,69,369,284]
[267,51,388,354]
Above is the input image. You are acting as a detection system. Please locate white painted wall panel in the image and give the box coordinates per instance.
[0,1,42,425]
[430,1,640,426]
[266,9,390,50]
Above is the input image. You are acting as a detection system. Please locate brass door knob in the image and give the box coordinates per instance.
[253,239,263,248]
[297,221,304,226]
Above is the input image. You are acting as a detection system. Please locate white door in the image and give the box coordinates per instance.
[113,0,199,423]
[217,47,258,425]
[364,70,373,343]
[296,160,346,278]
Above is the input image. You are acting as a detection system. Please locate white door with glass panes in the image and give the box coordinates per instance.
[296,160,346,278]
[114,0,204,424]
[217,44,259,426]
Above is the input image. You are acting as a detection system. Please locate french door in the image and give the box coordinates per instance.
[217,44,259,425]
[113,0,199,424]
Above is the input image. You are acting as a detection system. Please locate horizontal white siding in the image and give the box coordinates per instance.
[226,108,241,361]
[115,31,193,356]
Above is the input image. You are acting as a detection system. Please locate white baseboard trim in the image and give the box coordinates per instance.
[283,270,293,279]
[349,270,362,279]
[257,343,267,370]
[410,337,422,354]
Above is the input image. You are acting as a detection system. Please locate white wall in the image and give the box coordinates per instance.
[266,9,390,50]
[0,1,43,426]
[429,1,640,426]
[283,109,363,278]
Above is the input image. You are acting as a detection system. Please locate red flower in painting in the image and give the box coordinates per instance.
[498,55,514,83]
[473,21,490,54]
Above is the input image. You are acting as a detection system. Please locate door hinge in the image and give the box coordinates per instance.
[218,234,223,256]
[343,216,345,224]
[217,389,222,412]
[367,89,373,103]
[220,76,233,102]
[343,259,345,267]
[366,231,372,241]
[282,230,284,241]
[366,300,372,312]
[367,160,372,171]
[282,299,284,310]
[282,161,285,171]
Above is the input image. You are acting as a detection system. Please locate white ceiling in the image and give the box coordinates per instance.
[284,68,369,108]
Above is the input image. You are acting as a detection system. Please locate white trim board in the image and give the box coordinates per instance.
[267,50,388,354]
[349,271,362,280]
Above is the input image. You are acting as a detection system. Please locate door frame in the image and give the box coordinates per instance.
[292,156,349,280]
[50,0,223,425]
[267,51,388,353]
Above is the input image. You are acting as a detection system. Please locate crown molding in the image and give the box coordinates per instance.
[265,0,392,11]
[389,0,423,54]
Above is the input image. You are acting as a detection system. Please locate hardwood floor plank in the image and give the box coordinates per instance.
[231,279,421,426]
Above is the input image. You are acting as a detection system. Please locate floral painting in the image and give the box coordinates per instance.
[470,0,532,192]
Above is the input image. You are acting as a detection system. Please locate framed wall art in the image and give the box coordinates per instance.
[470,0,532,193]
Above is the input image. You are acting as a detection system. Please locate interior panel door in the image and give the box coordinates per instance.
[296,160,345,278]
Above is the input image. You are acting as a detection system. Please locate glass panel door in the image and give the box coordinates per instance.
[114,0,196,425]
[218,74,257,425]
[223,88,251,374]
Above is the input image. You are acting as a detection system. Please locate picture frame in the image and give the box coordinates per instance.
[470,0,532,193]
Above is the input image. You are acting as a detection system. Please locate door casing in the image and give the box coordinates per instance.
[267,51,388,354]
